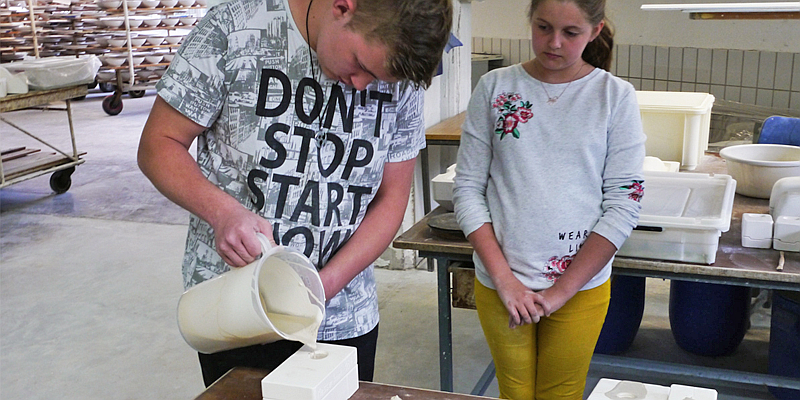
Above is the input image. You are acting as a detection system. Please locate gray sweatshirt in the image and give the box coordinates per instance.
[454,64,645,291]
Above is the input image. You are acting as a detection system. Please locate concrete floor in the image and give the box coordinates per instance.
[0,90,782,399]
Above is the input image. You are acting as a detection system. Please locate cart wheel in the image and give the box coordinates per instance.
[102,95,123,115]
[49,167,75,194]
[99,82,115,93]
[128,90,146,98]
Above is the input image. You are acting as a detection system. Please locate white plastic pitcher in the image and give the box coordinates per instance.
[177,234,326,354]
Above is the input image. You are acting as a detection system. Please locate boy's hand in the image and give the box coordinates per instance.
[212,206,275,268]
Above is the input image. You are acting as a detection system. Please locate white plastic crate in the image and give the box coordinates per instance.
[617,171,736,264]
[636,91,715,170]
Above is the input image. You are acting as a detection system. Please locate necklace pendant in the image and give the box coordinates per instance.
[547,97,558,104]
[315,129,328,148]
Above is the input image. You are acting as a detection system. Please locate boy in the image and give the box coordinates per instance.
[138,0,452,386]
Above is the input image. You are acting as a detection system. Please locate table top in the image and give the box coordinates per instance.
[194,367,495,400]
[425,112,465,143]
[393,156,800,286]
[0,85,88,113]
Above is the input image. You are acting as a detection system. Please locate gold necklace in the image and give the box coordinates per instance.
[538,63,585,104]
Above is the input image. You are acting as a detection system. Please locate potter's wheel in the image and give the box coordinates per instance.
[427,212,465,239]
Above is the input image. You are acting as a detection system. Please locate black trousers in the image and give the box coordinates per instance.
[198,324,379,387]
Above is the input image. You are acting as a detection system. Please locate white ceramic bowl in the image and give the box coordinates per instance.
[145,35,164,45]
[163,35,181,44]
[143,15,162,26]
[130,37,148,46]
[141,0,159,7]
[101,55,126,66]
[160,18,180,27]
[162,53,174,62]
[130,56,146,65]
[126,0,141,8]
[719,144,800,199]
[100,17,125,28]
[127,17,144,27]
[178,16,196,26]
[98,0,122,9]
[108,38,127,47]
[144,54,163,64]
[194,0,206,5]
[137,69,154,79]
[160,0,178,6]
[177,0,194,6]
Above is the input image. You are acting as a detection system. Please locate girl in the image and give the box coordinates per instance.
[453,0,645,398]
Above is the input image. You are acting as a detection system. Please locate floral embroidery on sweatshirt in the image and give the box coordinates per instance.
[492,92,533,140]
[621,180,644,202]
[544,254,573,282]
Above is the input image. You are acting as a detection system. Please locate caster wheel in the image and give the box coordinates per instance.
[99,82,115,93]
[102,95,123,115]
[50,167,75,194]
[128,90,146,98]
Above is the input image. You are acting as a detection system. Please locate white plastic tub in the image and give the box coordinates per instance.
[719,144,800,199]
[636,91,715,171]
[617,171,737,264]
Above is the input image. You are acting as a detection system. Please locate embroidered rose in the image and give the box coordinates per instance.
[492,92,533,140]
[518,108,533,123]
[621,180,645,202]
[544,254,573,282]
[503,113,519,134]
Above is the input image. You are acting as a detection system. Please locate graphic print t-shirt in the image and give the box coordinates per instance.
[156,0,426,340]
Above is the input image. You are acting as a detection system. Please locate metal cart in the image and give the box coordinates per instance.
[0,85,87,194]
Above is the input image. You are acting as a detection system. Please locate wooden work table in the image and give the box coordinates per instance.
[393,155,800,393]
[194,367,495,400]
[425,112,466,143]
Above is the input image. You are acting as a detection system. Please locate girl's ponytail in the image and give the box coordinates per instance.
[582,20,614,71]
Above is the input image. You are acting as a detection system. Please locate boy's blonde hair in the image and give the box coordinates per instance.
[347,0,453,88]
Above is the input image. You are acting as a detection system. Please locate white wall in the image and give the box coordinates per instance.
[472,0,800,53]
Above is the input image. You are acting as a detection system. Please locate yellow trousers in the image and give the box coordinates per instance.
[474,278,610,400]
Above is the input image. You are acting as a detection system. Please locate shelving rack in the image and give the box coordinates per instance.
[92,0,205,114]
[0,0,205,114]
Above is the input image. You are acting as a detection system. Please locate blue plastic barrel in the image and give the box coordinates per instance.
[595,275,646,355]
[769,290,800,400]
[757,116,800,146]
[669,280,750,356]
